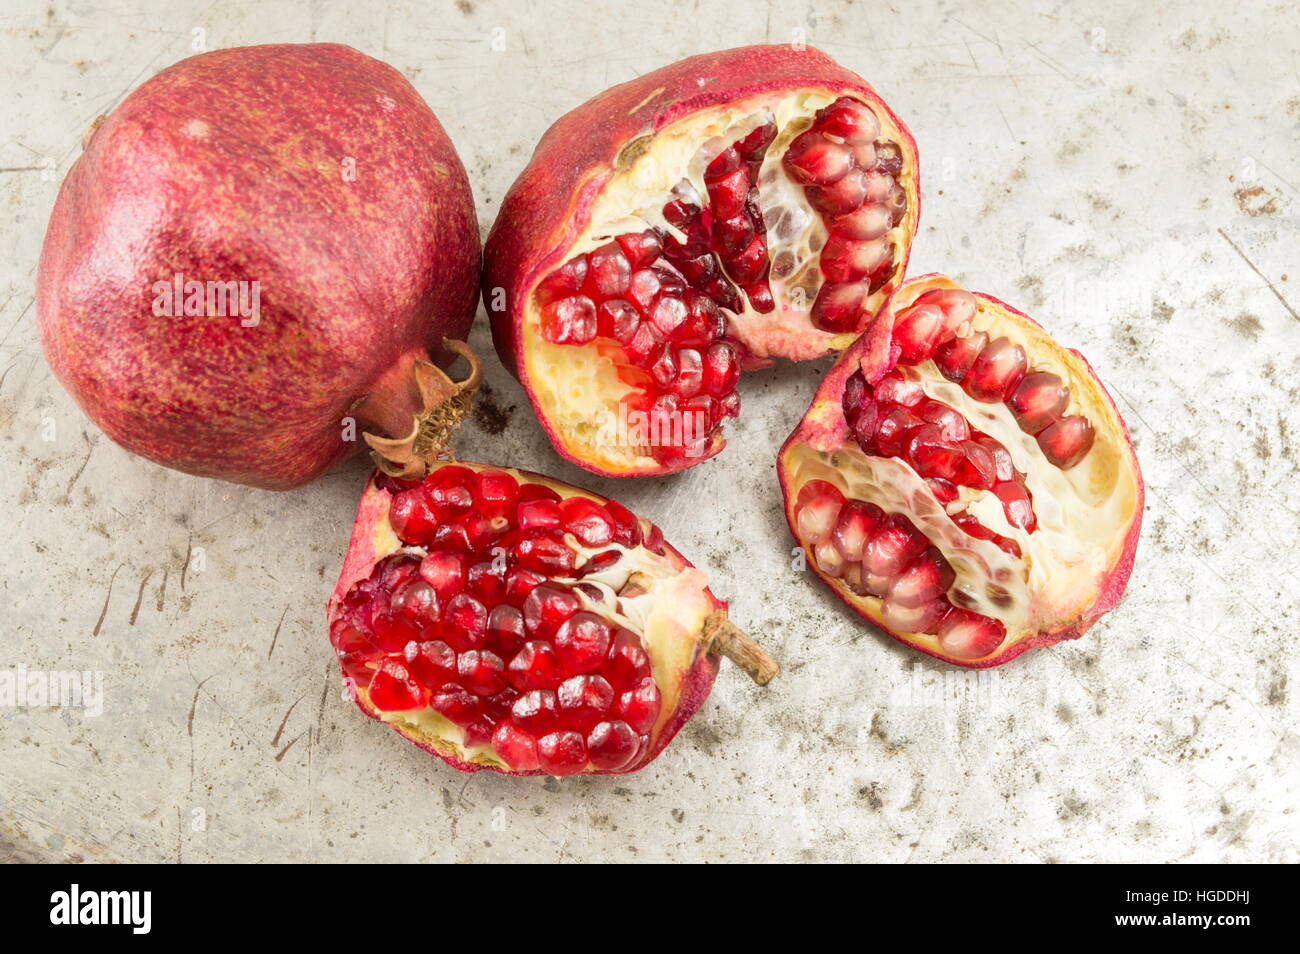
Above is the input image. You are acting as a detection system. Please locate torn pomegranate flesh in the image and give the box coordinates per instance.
[795,289,1100,658]
[332,466,666,775]
[533,97,909,465]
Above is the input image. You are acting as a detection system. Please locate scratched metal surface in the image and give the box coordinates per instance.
[2,0,1296,863]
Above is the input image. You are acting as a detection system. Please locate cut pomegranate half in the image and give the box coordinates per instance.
[484,45,918,476]
[778,275,1143,667]
[328,461,778,775]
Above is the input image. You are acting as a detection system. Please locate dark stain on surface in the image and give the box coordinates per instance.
[472,381,515,435]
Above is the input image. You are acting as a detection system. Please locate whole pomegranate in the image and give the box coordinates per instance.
[37,43,480,490]
[329,461,778,775]
[779,275,1143,666]
[484,45,918,476]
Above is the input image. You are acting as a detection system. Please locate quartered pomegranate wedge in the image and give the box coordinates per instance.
[484,45,918,476]
[778,275,1143,667]
[328,461,778,775]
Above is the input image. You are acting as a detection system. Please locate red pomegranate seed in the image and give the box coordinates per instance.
[587,720,640,771]
[514,528,577,574]
[832,500,884,562]
[537,730,588,775]
[405,639,456,687]
[893,303,950,363]
[811,281,869,333]
[937,609,1006,660]
[887,549,955,608]
[518,497,562,529]
[672,347,704,397]
[784,130,853,185]
[604,628,651,689]
[510,688,559,734]
[906,426,964,481]
[705,145,742,178]
[540,296,598,345]
[827,203,891,241]
[1037,415,1095,468]
[627,268,665,313]
[874,371,924,408]
[616,230,662,268]
[558,496,615,546]
[491,723,539,771]
[706,166,749,219]
[517,483,561,504]
[701,341,740,397]
[431,682,481,723]
[864,515,927,579]
[911,287,978,336]
[871,405,922,457]
[623,321,665,366]
[389,486,438,543]
[390,578,439,621]
[917,399,970,442]
[556,674,615,730]
[584,242,631,298]
[815,97,880,144]
[553,612,613,673]
[330,617,373,653]
[616,677,661,734]
[506,640,563,691]
[649,295,688,339]
[443,592,488,650]
[881,596,947,634]
[963,336,1027,402]
[796,492,843,545]
[994,481,1036,531]
[927,478,959,503]
[367,660,427,711]
[522,584,581,639]
[485,604,525,656]
[503,565,545,606]
[712,209,756,256]
[953,441,997,490]
[536,256,588,303]
[807,167,869,215]
[475,469,519,519]
[457,650,506,696]
[594,299,639,343]
[650,347,678,388]
[819,236,890,285]
[369,611,422,652]
[933,331,987,382]
[1008,371,1070,435]
[604,501,642,546]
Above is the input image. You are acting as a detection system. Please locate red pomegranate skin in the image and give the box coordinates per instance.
[483,45,919,473]
[37,43,480,490]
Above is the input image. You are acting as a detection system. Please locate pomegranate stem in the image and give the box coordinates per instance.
[364,339,482,480]
[701,612,779,685]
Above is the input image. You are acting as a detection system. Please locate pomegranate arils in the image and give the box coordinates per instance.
[541,296,598,344]
[553,612,613,671]
[616,678,662,734]
[962,337,1027,402]
[537,731,588,776]
[339,467,686,775]
[1038,415,1096,469]
[782,97,907,333]
[587,720,640,771]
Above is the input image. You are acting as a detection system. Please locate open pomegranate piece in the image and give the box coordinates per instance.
[328,461,778,775]
[778,275,1143,666]
[484,45,918,476]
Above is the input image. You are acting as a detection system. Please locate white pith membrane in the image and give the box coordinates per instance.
[783,284,1140,661]
[344,464,715,772]
[523,88,916,473]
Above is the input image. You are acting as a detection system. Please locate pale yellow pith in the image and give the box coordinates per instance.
[354,463,715,771]
[785,296,1140,656]
[524,88,917,473]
